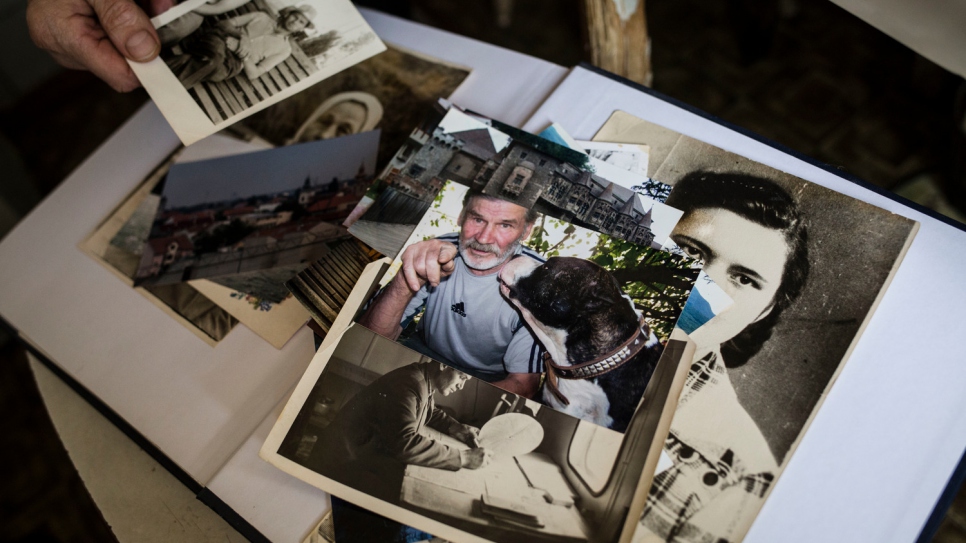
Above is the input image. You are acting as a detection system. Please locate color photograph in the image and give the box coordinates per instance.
[348,107,683,258]
[357,182,701,432]
[133,132,379,288]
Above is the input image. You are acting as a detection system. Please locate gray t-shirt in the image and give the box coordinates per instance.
[402,233,544,381]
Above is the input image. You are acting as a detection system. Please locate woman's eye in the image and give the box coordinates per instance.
[678,243,703,260]
[732,274,761,289]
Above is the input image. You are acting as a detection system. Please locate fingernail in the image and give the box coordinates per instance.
[127,30,159,61]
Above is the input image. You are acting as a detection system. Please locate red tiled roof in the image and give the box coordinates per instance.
[147,234,193,254]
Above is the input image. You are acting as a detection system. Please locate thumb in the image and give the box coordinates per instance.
[90,0,161,62]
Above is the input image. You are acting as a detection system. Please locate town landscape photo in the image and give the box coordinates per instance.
[134,131,380,291]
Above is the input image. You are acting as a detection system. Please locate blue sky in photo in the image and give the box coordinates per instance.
[161,130,380,209]
[678,271,734,334]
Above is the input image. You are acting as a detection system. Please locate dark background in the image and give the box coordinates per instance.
[1,0,964,541]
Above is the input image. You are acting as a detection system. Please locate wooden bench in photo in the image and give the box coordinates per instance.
[178,0,319,123]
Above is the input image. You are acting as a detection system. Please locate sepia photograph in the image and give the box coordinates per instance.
[262,323,695,543]
[284,238,385,335]
[133,132,378,288]
[235,44,471,166]
[593,111,920,543]
[578,141,651,183]
[355,182,705,433]
[535,123,672,207]
[348,107,683,258]
[130,0,385,144]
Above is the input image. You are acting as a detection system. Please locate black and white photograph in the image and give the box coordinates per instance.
[348,107,683,258]
[133,131,378,289]
[129,0,385,144]
[236,45,471,166]
[355,182,706,433]
[579,141,650,180]
[261,323,694,543]
[592,112,920,543]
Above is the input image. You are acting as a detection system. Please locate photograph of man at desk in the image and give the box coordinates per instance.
[267,323,692,543]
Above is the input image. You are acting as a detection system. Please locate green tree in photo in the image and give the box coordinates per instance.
[589,234,699,340]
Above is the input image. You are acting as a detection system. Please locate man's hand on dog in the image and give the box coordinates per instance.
[449,422,481,448]
[459,448,492,470]
[397,239,458,292]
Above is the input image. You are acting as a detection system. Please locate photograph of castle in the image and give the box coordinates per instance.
[350,108,681,258]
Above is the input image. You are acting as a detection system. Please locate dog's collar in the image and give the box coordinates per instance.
[543,315,651,406]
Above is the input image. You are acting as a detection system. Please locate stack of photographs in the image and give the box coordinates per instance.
[261,97,919,543]
[82,131,381,349]
[260,104,721,542]
[92,30,922,538]
[82,45,472,349]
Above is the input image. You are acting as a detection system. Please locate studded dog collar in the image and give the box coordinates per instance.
[543,315,652,406]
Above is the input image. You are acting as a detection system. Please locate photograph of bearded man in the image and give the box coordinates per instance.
[358,190,545,398]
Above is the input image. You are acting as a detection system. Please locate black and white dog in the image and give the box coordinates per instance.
[499,256,662,432]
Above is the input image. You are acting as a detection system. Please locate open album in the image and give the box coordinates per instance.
[80,44,471,349]
[7,13,945,543]
[258,93,917,542]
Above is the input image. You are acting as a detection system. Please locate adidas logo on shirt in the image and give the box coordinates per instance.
[451,301,466,317]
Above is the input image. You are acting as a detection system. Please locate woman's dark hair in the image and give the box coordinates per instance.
[666,171,810,368]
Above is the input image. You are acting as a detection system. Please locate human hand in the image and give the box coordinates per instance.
[27,0,174,91]
[459,448,492,470]
[396,239,458,292]
[449,423,481,448]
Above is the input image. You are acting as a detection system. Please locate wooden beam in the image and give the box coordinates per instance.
[581,0,652,86]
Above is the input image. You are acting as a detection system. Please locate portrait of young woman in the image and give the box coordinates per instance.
[636,162,917,542]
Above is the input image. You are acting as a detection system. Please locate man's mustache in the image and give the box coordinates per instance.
[463,238,502,257]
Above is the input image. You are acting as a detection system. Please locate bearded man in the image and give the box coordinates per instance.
[358,190,544,397]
